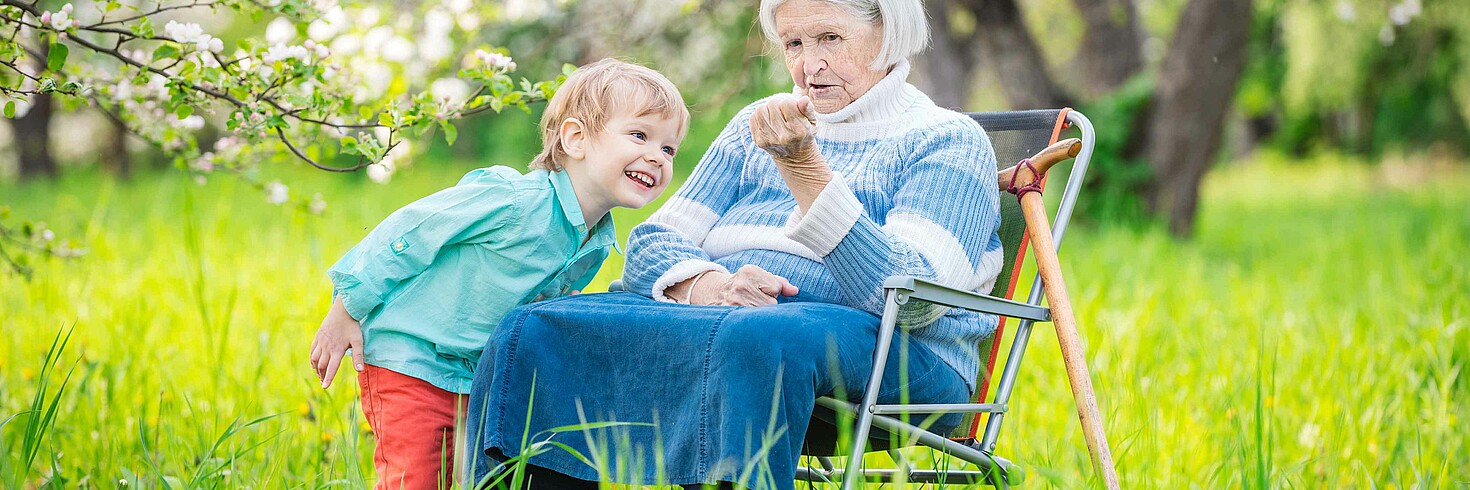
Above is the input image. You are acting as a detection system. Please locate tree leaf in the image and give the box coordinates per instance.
[4,101,14,119]
[439,120,457,146]
[153,45,179,61]
[175,105,193,120]
[46,43,68,72]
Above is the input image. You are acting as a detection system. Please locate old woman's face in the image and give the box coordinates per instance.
[774,0,886,114]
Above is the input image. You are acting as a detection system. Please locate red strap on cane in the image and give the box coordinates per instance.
[1006,158,1044,199]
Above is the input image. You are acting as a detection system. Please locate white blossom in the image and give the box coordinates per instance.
[148,75,170,99]
[266,18,296,44]
[331,34,362,57]
[42,5,76,30]
[381,36,416,63]
[1388,0,1420,26]
[308,19,337,41]
[366,159,395,184]
[264,44,311,64]
[444,0,472,14]
[420,35,452,62]
[191,152,216,172]
[389,140,412,160]
[357,7,381,26]
[172,115,206,130]
[456,14,480,31]
[164,21,223,52]
[429,78,470,104]
[265,180,289,204]
[425,9,455,35]
[473,50,516,71]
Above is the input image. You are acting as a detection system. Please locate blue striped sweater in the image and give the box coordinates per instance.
[624,61,1002,391]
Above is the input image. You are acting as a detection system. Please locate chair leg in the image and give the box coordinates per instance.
[840,289,903,490]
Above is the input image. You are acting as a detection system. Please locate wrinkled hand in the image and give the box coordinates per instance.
[691,264,800,307]
[309,296,364,389]
[750,95,832,210]
[751,95,818,162]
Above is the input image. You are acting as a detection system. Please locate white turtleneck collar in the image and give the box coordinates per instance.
[793,59,919,126]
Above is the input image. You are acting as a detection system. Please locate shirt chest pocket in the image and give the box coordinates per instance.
[536,252,604,299]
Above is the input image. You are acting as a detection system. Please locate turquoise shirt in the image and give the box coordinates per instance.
[328,166,620,394]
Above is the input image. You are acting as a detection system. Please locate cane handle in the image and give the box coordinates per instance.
[996,138,1082,191]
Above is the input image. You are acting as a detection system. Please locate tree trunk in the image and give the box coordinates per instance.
[911,0,978,110]
[102,111,133,179]
[14,92,56,180]
[1071,0,1144,96]
[956,0,1073,110]
[1141,0,1252,236]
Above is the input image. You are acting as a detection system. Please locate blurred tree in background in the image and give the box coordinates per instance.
[912,0,1464,235]
[3,0,1467,241]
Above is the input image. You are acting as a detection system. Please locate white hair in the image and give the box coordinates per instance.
[758,0,930,70]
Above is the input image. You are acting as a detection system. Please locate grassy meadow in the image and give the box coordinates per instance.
[1,151,1466,488]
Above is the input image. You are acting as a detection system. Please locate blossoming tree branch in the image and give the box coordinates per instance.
[0,0,566,278]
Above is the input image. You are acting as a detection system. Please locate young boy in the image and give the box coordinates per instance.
[308,58,688,490]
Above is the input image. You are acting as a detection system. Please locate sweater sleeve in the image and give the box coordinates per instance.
[786,118,1003,329]
[327,174,519,321]
[623,105,760,301]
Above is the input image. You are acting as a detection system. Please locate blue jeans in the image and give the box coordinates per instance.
[465,292,969,490]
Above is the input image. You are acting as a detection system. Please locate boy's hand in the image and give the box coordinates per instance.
[309,296,364,389]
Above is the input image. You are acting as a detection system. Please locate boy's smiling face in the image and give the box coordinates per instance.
[562,111,682,221]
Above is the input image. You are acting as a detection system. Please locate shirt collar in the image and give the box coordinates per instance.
[545,169,623,254]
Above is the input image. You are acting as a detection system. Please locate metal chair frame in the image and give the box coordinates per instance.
[795,109,1096,489]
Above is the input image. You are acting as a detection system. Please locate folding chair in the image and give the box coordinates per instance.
[794,109,1096,489]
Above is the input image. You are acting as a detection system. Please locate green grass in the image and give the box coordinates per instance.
[2,152,1467,488]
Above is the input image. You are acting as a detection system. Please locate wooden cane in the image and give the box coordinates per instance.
[998,138,1122,490]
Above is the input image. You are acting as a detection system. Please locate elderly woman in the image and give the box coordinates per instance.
[466,0,1001,488]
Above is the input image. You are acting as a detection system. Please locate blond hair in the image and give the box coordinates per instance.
[531,58,690,171]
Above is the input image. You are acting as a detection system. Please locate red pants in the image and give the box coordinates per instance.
[358,365,467,490]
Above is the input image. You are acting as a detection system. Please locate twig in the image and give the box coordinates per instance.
[274,126,374,172]
[92,0,221,28]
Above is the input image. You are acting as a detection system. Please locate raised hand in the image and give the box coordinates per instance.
[751,94,818,161]
[750,95,832,211]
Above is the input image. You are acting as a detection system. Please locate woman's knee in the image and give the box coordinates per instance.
[713,304,877,376]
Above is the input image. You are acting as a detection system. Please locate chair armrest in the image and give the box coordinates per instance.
[882,276,1050,322]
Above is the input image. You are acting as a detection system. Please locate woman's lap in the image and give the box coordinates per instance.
[465,292,969,489]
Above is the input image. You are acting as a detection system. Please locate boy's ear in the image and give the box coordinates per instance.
[558,118,588,160]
